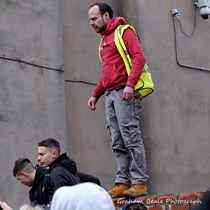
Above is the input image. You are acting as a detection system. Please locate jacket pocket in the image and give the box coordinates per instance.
[102,64,126,87]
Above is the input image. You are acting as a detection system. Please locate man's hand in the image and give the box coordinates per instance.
[88,96,97,110]
[0,202,13,210]
[122,86,134,100]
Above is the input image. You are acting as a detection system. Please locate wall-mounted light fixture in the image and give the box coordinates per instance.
[194,0,210,19]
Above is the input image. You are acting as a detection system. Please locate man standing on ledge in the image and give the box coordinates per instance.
[88,2,149,198]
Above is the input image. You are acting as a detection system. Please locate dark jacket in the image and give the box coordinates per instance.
[48,153,80,201]
[78,171,101,186]
[29,165,50,206]
[193,191,210,210]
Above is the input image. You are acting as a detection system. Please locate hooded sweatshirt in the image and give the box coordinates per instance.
[29,165,50,205]
[92,17,146,99]
[48,153,80,201]
[50,182,115,210]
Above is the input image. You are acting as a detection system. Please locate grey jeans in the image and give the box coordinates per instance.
[105,88,148,185]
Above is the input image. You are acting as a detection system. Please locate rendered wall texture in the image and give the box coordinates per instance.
[62,0,210,196]
[0,0,210,208]
[0,0,67,207]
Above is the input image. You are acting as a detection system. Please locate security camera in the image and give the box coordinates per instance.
[200,6,210,19]
[195,0,210,19]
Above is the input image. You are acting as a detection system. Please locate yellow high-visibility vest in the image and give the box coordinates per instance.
[99,24,154,98]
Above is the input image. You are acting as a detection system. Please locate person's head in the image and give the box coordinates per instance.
[19,204,45,210]
[37,138,60,168]
[122,203,147,210]
[13,158,36,187]
[51,182,115,210]
[0,202,45,210]
[88,2,113,33]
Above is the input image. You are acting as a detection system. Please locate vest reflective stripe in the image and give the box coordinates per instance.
[114,24,154,97]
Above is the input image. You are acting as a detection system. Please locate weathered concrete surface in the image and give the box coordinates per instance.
[0,0,210,208]
[0,0,67,207]
[61,0,210,196]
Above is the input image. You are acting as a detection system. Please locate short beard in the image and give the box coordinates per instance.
[98,24,107,33]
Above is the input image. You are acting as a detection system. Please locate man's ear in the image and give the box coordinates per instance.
[52,149,59,159]
[103,12,110,22]
[21,171,28,177]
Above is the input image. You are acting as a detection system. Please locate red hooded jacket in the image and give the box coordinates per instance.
[92,17,146,99]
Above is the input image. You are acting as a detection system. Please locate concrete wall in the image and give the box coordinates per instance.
[61,0,119,189]
[0,0,210,208]
[0,0,67,208]
[62,0,210,196]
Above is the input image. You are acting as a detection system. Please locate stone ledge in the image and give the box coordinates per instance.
[114,191,206,210]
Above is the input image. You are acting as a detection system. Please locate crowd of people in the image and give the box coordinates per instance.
[0,183,148,210]
[0,137,148,210]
